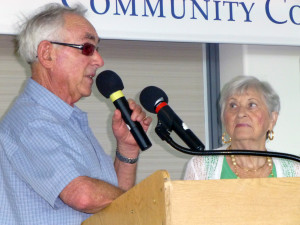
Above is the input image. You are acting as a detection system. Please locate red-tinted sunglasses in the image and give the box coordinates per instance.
[50,41,99,56]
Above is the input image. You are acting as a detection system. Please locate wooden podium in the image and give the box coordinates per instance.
[82,170,300,225]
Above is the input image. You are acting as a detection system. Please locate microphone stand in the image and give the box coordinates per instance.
[155,120,300,163]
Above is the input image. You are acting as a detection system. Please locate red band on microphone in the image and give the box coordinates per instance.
[155,102,167,114]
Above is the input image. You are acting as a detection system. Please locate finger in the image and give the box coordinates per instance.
[142,116,152,126]
[112,109,123,128]
[128,100,144,121]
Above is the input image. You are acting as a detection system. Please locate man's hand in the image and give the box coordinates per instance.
[112,99,152,156]
[112,99,152,190]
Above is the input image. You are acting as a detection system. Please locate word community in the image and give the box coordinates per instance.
[62,0,300,25]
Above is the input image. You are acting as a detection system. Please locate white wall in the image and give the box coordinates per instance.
[220,44,300,155]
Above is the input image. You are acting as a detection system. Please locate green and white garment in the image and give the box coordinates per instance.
[184,144,300,180]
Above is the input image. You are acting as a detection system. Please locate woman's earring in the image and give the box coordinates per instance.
[222,132,231,144]
[268,130,274,141]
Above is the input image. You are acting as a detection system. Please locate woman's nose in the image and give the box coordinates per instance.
[237,106,247,118]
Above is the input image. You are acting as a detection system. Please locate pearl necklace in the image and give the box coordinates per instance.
[228,146,274,178]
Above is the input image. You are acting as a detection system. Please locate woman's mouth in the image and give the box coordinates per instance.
[236,123,250,128]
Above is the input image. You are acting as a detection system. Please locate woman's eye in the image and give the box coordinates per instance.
[249,102,257,108]
[229,103,237,108]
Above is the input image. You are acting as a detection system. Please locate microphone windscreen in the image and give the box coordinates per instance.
[139,86,168,113]
[96,70,124,98]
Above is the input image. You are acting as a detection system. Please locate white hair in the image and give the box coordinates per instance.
[17,3,86,64]
[219,76,280,121]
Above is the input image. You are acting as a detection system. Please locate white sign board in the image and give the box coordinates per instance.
[0,0,299,45]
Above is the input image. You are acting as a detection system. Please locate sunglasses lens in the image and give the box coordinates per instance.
[82,43,95,56]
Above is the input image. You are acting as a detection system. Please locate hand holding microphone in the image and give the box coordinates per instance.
[96,70,152,151]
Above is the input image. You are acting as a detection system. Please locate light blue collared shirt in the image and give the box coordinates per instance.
[0,79,118,225]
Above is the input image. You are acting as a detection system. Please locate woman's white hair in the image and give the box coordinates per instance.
[219,76,280,122]
[17,3,86,64]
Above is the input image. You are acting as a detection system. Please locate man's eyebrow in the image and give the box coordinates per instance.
[84,33,100,44]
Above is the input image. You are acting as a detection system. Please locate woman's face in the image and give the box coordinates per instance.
[223,88,278,145]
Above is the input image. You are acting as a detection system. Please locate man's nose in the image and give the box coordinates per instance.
[93,51,104,68]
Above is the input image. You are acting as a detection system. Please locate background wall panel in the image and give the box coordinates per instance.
[0,35,205,182]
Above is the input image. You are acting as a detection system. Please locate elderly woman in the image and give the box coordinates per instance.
[184,76,300,180]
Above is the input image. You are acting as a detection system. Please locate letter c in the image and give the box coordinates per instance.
[265,0,287,24]
[61,0,69,7]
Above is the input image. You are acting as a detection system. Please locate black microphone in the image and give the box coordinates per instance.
[96,70,152,151]
[139,86,205,151]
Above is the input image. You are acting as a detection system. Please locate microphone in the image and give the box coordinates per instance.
[139,86,205,151]
[96,70,152,151]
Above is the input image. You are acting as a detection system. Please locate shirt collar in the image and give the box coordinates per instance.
[24,78,86,120]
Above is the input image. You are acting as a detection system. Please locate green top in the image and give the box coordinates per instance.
[220,156,277,179]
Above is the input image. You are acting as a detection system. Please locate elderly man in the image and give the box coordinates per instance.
[0,3,151,224]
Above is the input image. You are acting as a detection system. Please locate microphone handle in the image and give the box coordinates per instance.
[157,105,205,151]
[113,97,152,151]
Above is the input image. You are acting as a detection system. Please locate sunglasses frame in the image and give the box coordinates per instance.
[50,41,98,56]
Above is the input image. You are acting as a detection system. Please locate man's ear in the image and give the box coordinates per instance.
[36,40,55,68]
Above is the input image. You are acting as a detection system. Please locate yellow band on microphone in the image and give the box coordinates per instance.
[110,90,124,102]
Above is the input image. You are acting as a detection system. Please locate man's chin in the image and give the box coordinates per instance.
[78,89,92,99]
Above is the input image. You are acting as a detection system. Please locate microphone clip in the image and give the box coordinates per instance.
[155,119,172,142]
[154,119,203,155]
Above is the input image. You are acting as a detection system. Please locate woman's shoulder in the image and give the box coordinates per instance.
[185,146,226,180]
[273,156,300,177]
[188,145,227,162]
